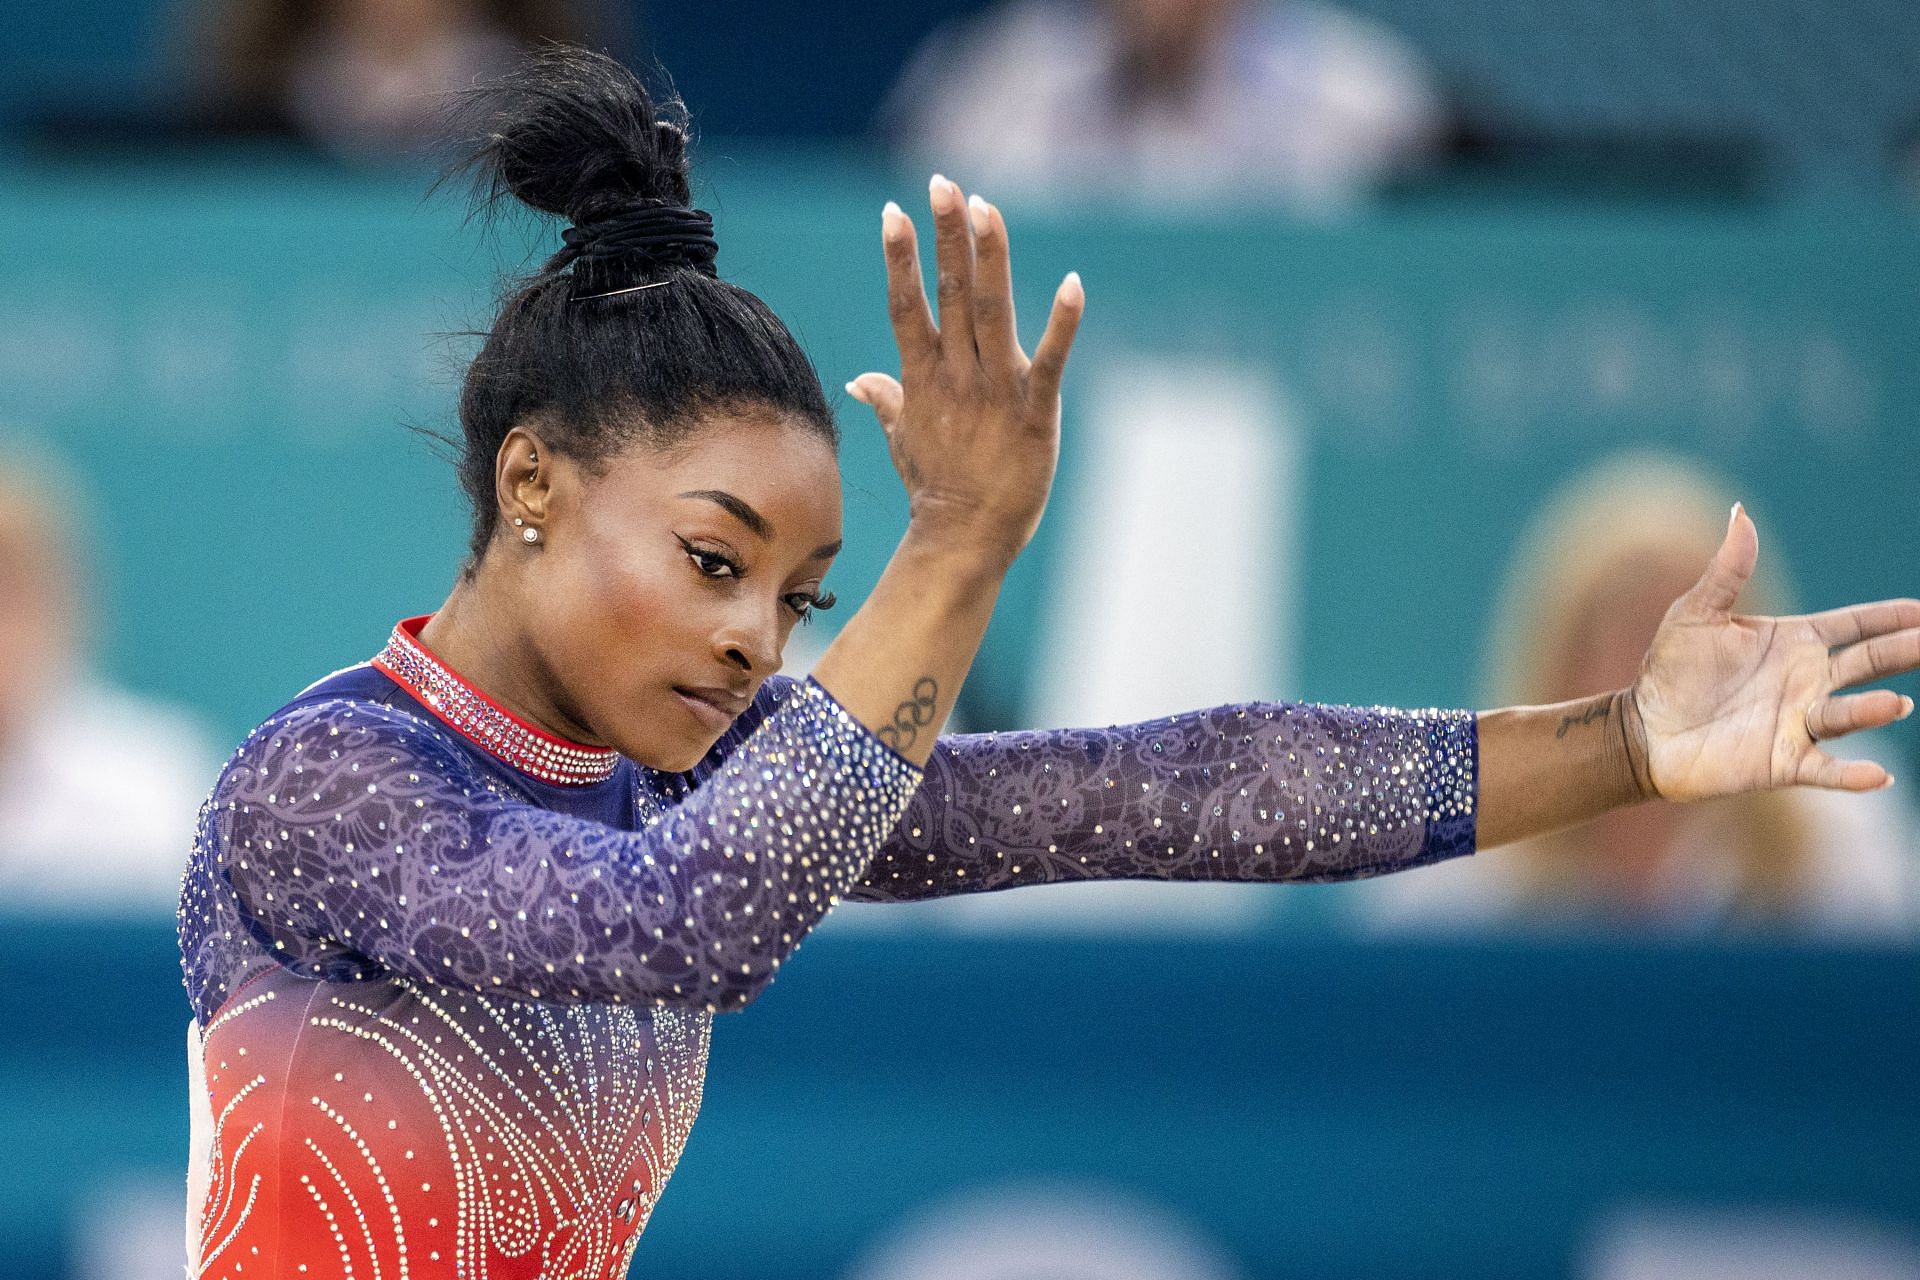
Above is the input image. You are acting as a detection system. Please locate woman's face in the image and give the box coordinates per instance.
[515,410,844,774]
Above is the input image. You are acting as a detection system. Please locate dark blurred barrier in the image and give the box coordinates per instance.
[5,909,1918,1278]
[8,0,1920,195]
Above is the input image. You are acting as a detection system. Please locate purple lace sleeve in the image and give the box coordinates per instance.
[210,677,920,1011]
[845,701,1477,903]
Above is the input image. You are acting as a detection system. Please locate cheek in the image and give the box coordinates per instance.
[544,543,707,690]
[618,561,711,646]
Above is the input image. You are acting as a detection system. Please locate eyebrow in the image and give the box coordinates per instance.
[678,489,841,560]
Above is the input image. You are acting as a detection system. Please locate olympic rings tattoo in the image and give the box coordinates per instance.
[877,677,939,751]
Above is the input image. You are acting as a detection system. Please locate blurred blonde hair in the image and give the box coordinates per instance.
[0,429,87,558]
[1480,450,1817,919]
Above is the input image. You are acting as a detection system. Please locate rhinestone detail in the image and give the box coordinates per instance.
[370,614,620,786]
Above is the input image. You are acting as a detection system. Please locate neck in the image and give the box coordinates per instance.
[416,568,607,748]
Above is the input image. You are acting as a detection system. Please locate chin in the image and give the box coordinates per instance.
[616,718,724,774]
[648,741,718,774]
[613,737,694,774]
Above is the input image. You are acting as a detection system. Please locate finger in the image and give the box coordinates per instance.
[845,373,905,436]
[1674,501,1759,621]
[1829,626,1920,690]
[1807,597,1920,648]
[967,196,1021,375]
[881,201,937,364]
[1793,744,1895,792]
[1805,689,1915,742]
[1026,271,1086,401]
[927,173,976,366]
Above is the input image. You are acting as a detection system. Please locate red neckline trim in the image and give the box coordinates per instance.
[370,614,621,786]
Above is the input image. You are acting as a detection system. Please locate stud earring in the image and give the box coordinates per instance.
[513,517,524,526]
[522,527,540,544]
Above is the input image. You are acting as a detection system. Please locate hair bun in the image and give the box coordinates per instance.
[454,45,695,229]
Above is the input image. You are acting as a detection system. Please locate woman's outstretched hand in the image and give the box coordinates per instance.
[1626,503,1920,802]
[847,175,1084,569]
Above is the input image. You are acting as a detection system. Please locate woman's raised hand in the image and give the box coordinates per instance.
[1625,503,1920,802]
[847,175,1084,568]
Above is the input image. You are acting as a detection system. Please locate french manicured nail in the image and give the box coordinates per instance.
[844,380,864,400]
[1882,774,1897,789]
[1901,696,1915,718]
[1060,270,1084,304]
[929,174,956,211]
[882,200,903,236]
[968,193,991,235]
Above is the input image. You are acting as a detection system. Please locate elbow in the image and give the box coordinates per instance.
[701,957,780,1014]
[693,932,793,1013]
[734,967,778,1011]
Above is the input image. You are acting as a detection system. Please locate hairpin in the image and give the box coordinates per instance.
[573,280,673,302]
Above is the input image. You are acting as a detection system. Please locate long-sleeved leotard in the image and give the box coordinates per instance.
[177,616,1478,1279]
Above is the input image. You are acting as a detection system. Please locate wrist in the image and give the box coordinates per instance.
[1612,686,1660,803]
[899,513,1022,579]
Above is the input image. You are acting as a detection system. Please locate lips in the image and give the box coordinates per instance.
[673,686,750,732]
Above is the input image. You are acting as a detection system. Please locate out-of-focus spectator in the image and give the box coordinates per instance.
[0,437,220,914]
[1365,452,1919,939]
[179,0,613,162]
[880,0,1444,210]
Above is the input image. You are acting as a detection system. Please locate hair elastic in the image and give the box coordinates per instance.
[551,204,718,273]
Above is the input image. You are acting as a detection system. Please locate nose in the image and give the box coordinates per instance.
[713,606,781,677]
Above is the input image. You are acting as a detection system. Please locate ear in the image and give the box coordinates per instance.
[496,425,554,531]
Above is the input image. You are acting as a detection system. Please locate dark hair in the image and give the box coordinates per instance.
[446,45,835,574]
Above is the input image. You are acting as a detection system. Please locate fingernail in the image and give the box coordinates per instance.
[929,173,955,211]
[882,200,902,229]
[844,380,866,402]
[1882,774,1897,789]
[1061,270,1084,303]
[1902,696,1915,718]
[968,193,990,235]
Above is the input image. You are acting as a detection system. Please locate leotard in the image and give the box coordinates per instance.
[178,613,1476,1278]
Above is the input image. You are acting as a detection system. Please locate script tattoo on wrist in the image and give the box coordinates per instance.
[877,677,939,751]
[1555,698,1612,739]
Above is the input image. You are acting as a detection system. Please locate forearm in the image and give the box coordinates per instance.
[1474,688,1655,851]
[848,700,1479,902]
[810,524,1008,765]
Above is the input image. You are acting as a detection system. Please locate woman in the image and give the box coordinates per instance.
[177,47,1918,1279]
[1365,452,1917,935]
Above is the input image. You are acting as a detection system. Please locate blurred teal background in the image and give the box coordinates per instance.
[1,152,1917,1279]
[2,157,1915,750]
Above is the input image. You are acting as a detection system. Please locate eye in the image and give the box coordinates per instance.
[677,535,742,579]
[784,589,837,625]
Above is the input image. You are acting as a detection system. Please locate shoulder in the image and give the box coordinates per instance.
[887,0,1102,131]
[215,693,482,806]
[20,678,224,798]
[1254,0,1438,101]
[238,658,466,762]
[910,0,1089,67]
